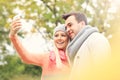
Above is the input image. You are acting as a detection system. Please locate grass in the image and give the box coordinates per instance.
[10,74,41,80]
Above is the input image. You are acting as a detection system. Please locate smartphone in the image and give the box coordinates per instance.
[13,14,25,32]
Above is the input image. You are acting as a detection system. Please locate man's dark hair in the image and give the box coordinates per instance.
[62,12,88,25]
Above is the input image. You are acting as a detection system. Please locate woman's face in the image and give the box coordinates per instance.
[54,31,69,50]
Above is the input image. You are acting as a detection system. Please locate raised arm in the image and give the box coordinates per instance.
[9,18,49,67]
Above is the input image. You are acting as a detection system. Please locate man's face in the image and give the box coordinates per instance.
[65,15,82,40]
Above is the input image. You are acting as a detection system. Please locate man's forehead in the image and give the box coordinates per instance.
[65,15,75,24]
[66,15,75,20]
[65,22,71,26]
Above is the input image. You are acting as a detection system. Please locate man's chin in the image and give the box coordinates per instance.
[69,34,74,40]
[70,36,74,41]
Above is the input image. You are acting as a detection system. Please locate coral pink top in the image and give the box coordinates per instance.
[42,50,69,80]
[45,50,68,74]
[9,35,69,79]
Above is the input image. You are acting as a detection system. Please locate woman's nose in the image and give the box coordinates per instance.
[57,36,62,39]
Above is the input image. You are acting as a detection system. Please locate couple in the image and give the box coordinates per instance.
[9,12,111,80]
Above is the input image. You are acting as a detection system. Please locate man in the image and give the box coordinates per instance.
[62,12,111,80]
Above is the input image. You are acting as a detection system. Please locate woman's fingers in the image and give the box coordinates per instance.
[12,26,21,32]
[9,19,22,37]
[11,19,21,28]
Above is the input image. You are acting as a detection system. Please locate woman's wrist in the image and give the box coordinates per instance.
[9,32,17,39]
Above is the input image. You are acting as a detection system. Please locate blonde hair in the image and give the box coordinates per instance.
[53,24,70,69]
[53,42,71,70]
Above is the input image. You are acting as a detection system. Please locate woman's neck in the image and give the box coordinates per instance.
[58,49,65,52]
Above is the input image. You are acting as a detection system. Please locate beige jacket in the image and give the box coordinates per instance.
[69,32,111,80]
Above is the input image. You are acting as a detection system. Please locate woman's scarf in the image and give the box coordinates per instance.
[67,25,98,63]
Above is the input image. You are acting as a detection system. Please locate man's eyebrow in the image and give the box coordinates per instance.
[65,23,71,30]
[67,22,72,26]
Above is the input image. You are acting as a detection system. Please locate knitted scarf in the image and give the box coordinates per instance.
[67,25,98,63]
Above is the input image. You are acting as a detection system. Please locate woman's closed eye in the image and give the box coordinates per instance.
[54,34,58,37]
[61,34,66,37]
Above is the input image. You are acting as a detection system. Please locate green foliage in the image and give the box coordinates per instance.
[23,64,42,76]
[0,55,42,80]
[0,55,23,80]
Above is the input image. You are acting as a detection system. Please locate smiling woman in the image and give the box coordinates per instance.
[54,27,69,50]
[9,18,70,80]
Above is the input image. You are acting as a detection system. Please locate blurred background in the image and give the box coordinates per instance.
[0,0,120,80]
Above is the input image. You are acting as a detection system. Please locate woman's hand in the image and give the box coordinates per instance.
[9,18,22,38]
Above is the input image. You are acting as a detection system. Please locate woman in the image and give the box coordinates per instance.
[9,18,70,80]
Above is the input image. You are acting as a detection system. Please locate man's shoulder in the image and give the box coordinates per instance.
[86,32,110,47]
[88,32,108,40]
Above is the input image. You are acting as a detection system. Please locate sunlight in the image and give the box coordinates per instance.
[109,0,120,13]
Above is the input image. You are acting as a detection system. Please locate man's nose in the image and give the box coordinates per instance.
[66,27,70,33]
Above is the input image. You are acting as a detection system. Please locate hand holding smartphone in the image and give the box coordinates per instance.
[13,14,26,33]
